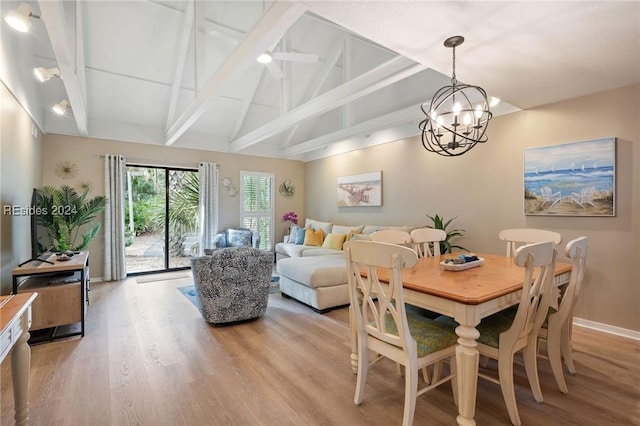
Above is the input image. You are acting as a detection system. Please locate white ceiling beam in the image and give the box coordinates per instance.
[165,0,194,131]
[207,20,244,42]
[39,0,88,136]
[194,0,206,96]
[230,56,426,152]
[165,1,306,146]
[230,67,265,140]
[282,40,344,147]
[343,34,353,128]
[75,1,87,112]
[279,104,422,157]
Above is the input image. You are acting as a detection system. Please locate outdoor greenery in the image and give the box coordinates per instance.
[125,168,199,256]
[426,213,468,253]
[36,185,106,252]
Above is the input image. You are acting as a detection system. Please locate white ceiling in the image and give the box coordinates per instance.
[2,1,638,161]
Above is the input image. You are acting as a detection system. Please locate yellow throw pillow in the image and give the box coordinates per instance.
[304,228,324,246]
[322,233,347,250]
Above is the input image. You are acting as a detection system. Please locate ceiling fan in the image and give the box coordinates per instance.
[257,50,318,79]
[207,28,318,79]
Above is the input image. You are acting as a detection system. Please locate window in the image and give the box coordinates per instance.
[240,171,274,251]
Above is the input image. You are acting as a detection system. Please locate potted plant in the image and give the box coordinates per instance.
[426,213,468,253]
[36,185,107,252]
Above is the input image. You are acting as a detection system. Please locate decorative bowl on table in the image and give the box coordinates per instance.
[440,254,484,271]
[56,251,75,261]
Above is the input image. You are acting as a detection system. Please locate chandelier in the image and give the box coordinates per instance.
[419,36,493,156]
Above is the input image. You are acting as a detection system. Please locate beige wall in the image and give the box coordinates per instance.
[0,82,42,295]
[305,84,640,332]
[40,135,304,279]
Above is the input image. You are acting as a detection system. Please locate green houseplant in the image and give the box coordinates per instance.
[36,185,107,252]
[426,213,468,254]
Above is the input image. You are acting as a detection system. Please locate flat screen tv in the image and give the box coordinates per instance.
[30,187,48,258]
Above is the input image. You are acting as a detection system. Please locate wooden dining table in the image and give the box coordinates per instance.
[350,252,572,426]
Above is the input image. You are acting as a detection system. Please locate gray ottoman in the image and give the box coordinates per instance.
[276,255,349,313]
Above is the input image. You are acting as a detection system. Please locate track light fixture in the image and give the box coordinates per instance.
[52,100,70,115]
[34,67,61,82]
[4,3,40,33]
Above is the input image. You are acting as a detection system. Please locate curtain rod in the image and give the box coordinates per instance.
[98,155,218,169]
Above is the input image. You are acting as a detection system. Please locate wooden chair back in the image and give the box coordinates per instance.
[370,229,412,246]
[410,228,446,257]
[499,228,562,257]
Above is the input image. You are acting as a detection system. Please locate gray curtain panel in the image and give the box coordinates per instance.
[198,162,219,255]
[104,154,127,281]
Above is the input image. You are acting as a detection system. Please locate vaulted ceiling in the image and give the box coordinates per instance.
[2,1,639,161]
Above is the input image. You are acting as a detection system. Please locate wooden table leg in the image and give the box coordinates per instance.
[455,323,480,426]
[12,327,31,426]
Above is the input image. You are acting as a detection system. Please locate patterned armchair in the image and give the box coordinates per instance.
[204,227,260,255]
[190,247,273,324]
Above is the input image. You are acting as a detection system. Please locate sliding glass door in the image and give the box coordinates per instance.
[125,166,199,274]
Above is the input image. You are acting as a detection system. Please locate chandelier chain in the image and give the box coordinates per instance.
[451,45,457,84]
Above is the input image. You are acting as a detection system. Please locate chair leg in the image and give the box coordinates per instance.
[523,338,544,402]
[421,366,431,384]
[450,356,458,407]
[547,320,569,393]
[402,361,418,426]
[432,361,443,382]
[480,354,490,368]
[561,321,577,374]
[498,350,521,426]
[354,337,368,405]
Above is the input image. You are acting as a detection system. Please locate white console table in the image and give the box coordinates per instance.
[1,292,37,426]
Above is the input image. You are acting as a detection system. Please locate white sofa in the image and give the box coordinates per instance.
[275,218,415,312]
[275,219,413,261]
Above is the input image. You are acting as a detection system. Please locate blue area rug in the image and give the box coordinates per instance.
[178,276,280,310]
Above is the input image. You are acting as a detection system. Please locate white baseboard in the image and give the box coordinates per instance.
[573,317,640,341]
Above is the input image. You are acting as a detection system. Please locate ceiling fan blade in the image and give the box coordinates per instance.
[271,52,318,63]
[265,61,284,79]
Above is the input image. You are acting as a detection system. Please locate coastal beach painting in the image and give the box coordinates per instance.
[337,171,382,207]
[524,137,615,216]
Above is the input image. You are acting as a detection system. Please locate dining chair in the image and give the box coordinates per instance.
[370,229,412,246]
[410,228,446,258]
[498,228,562,257]
[537,236,588,393]
[344,240,458,426]
[437,241,557,426]
[370,228,437,381]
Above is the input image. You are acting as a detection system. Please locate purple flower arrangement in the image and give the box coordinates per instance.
[282,211,298,225]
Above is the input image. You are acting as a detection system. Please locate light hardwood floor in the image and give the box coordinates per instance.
[2,272,639,425]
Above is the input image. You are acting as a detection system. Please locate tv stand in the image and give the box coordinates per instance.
[18,257,54,267]
[12,252,89,344]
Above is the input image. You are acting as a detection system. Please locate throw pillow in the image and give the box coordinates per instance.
[346,229,363,242]
[304,228,324,246]
[227,228,252,247]
[295,227,306,245]
[288,225,300,243]
[304,218,333,236]
[322,233,347,250]
[333,224,365,235]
